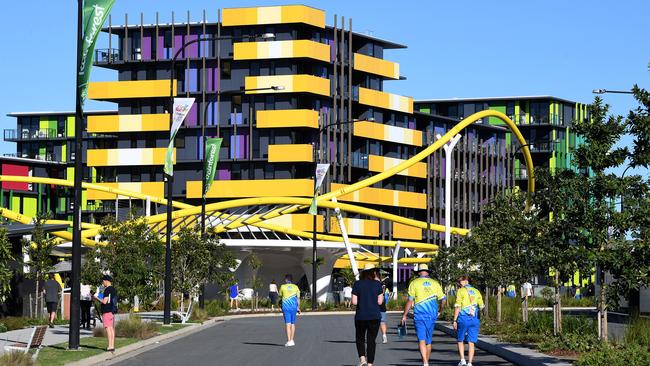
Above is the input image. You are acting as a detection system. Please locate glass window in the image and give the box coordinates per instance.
[250,62,260,76]
[221,60,231,79]
[174,136,184,148]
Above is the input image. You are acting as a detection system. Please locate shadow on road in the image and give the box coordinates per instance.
[242,342,285,347]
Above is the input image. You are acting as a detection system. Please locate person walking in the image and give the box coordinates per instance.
[229,281,239,311]
[94,275,117,352]
[44,273,61,328]
[374,272,390,344]
[80,282,93,329]
[343,283,353,308]
[401,264,446,366]
[279,274,300,347]
[269,280,279,310]
[352,264,384,366]
[453,275,484,366]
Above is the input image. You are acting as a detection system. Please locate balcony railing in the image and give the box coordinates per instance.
[95,48,122,63]
[3,152,57,161]
[4,128,61,141]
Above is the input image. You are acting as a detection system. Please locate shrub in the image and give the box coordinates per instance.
[539,332,601,353]
[205,300,228,317]
[190,307,208,323]
[0,323,7,333]
[624,317,650,349]
[115,316,160,340]
[93,326,107,338]
[2,317,27,331]
[575,343,650,366]
[0,352,34,366]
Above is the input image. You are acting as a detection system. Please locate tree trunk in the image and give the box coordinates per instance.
[34,280,40,319]
[484,286,490,319]
[598,267,608,341]
[496,286,502,323]
[522,295,529,323]
[553,272,561,335]
[629,288,640,319]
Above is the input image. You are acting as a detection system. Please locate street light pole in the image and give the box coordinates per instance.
[69,0,84,349]
[165,33,276,321]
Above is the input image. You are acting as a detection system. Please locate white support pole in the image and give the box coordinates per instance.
[437,133,462,248]
[145,196,151,217]
[332,197,359,279]
[392,240,401,299]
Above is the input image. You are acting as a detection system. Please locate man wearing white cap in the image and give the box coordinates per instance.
[401,264,446,366]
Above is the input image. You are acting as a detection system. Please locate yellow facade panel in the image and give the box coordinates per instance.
[358,87,413,114]
[368,155,427,178]
[87,182,164,200]
[353,121,422,147]
[263,214,324,232]
[256,109,319,129]
[330,218,379,237]
[187,179,314,198]
[331,183,426,209]
[87,114,170,133]
[88,80,176,100]
[245,75,330,97]
[268,144,313,163]
[223,5,325,28]
[353,53,399,79]
[393,222,423,240]
[234,40,330,63]
[87,148,173,167]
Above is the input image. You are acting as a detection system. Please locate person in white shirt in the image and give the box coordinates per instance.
[343,284,353,308]
[269,280,279,310]
[80,283,93,329]
[521,282,533,299]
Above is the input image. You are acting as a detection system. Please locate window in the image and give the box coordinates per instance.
[130,138,138,148]
[147,68,156,80]
[146,138,156,148]
[264,164,274,179]
[132,169,141,182]
[231,163,241,180]
[221,60,231,79]
[174,136,185,148]
[265,96,274,110]
[250,62,260,76]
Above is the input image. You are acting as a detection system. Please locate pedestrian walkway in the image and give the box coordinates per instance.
[113,313,513,366]
[0,325,94,356]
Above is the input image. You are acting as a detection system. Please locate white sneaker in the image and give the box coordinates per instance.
[467,363,473,366]
[458,360,467,366]
[285,340,295,347]
[382,334,387,343]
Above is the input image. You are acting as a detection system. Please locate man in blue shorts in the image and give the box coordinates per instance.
[279,274,300,347]
[229,281,239,311]
[401,264,446,366]
[453,275,484,366]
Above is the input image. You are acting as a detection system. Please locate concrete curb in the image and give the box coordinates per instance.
[63,310,374,366]
[435,321,572,366]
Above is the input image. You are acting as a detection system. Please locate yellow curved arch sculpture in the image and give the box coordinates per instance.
[0,110,534,252]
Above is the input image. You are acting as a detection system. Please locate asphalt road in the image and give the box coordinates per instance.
[113,313,513,366]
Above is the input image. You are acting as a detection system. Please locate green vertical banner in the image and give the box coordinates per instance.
[203,138,223,197]
[78,0,116,106]
[308,164,330,215]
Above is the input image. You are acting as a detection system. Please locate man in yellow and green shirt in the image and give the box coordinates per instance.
[279,273,300,347]
[453,275,484,366]
[401,264,446,366]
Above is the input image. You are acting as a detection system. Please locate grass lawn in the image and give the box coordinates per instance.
[36,323,193,366]
[36,337,137,366]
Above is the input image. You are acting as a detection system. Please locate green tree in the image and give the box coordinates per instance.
[98,217,164,310]
[24,215,57,318]
[338,268,356,287]
[81,250,103,286]
[171,227,235,312]
[570,96,629,341]
[248,253,263,310]
[0,228,14,303]
[457,191,541,322]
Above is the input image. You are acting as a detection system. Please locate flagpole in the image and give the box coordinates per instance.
[69,0,84,349]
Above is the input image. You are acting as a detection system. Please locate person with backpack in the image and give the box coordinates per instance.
[94,274,117,352]
[453,275,484,366]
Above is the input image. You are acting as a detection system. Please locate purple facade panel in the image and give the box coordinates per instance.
[142,33,152,60]
[185,34,198,58]
[217,169,231,180]
[157,35,165,59]
[173,31,185,57]
[185,103,198,127]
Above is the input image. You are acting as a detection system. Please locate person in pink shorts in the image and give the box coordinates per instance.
[94,275,117,352]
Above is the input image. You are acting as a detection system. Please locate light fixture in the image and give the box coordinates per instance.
[271,85,285,90]
[260,33,276,39]
[592,89,606,94]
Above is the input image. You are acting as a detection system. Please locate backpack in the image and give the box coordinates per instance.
[111,290,119,314]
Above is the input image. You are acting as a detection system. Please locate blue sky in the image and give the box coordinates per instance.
[1,0,648,175]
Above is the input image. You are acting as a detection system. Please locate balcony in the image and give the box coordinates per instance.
[244,74,330,97]
[256,109,319,129]
[353,120,422,147]
[353,53,399,80]
[87,148,173,167]
[3,152,58,162]
[222,5,325,28]
[95,48,122,64]
[368,155,427,178]
[4,128,63,141]
[355,87,413,114]
[88,80,177,100]
[234,40,330,63]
